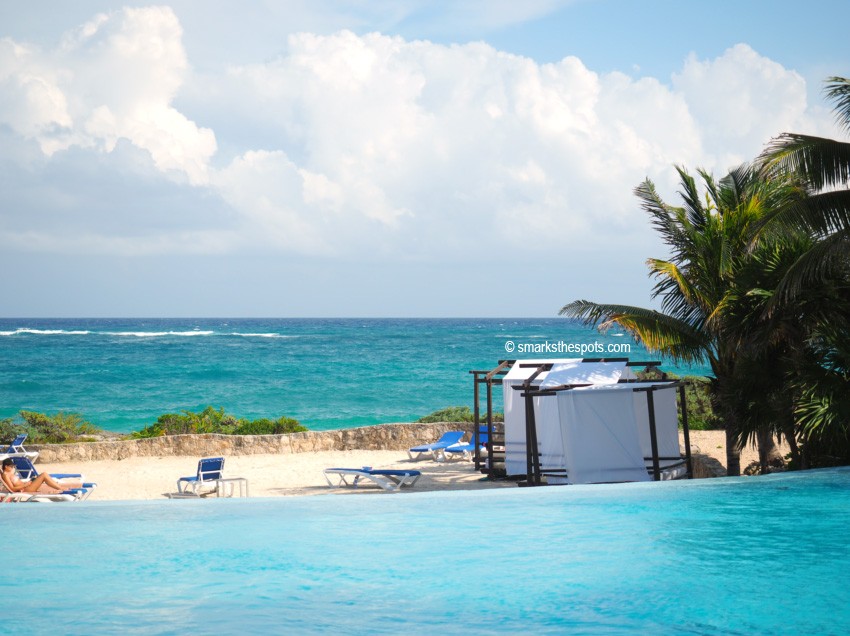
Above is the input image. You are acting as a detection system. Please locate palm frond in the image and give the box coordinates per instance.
[761,133,850,191]
[646,258,699,307]
[635,178,688,250]
[716,163,752,211]
[559,300,711,365]
[825,76,850,135]
[782,190,850,236]
[769,231,850,307]
[675,166,709,229]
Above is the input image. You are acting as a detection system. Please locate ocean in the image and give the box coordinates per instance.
[0,317,710,433]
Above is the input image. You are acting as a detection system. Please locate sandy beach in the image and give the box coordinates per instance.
[33,429,780,501]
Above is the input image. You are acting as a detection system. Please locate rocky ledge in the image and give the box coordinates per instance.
[30,421,721,478]
[30,422,473,463]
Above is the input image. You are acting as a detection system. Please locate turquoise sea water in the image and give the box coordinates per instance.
[3,468,849,634]
[0,318,710,432]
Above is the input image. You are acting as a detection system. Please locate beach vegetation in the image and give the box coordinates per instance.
[417,406,504,423]
[232,416,307,436]
[754,76,850,468]
[0,418,23,444]
[0,411,103,444]
[129,406,307,438]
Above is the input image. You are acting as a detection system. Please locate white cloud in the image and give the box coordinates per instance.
[0,6,215,184]
[0,38,73,147]
[672,43,817,170]
[203,34,819,256]
[0,13,825,262]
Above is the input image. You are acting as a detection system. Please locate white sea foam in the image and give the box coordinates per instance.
[232,332,294,338]
[106,330,215,338]
[106,331,169,337]
[0,328,91,336]
[0,328,288,338]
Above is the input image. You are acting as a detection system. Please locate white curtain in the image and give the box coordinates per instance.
[558,387,651,484]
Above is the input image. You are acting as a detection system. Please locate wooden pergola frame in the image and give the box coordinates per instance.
[470,358,693,484]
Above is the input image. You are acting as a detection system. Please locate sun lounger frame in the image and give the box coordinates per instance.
[407,431,466,461]
[1,433,39,461]
[177,457,226,495]
[323,467,422,492]
[1,491,78,503]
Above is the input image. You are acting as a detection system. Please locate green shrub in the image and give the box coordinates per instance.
[0,418,24,445]
[417,406,504,424]
[131,406,236,438]
[234,416,307,435]
[680,376,721,430]
[19,411,101,444]
[131,407,306,438]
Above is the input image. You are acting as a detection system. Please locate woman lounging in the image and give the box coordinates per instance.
[1,457,81,493]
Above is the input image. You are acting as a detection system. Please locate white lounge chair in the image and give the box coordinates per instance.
[1,490,78,503]
[323,467,422,492]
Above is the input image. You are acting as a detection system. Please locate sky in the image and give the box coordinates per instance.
[0,0,848,317]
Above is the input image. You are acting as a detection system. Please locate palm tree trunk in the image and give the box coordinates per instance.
[712,379,742,476]
[757,428,783,472]
[785,430,801,467]
[725,427,741,476]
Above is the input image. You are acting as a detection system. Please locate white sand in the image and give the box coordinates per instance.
[36,429,780,501]
[39,450,514,500]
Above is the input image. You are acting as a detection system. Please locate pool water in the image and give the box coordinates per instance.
[3,468,849,634]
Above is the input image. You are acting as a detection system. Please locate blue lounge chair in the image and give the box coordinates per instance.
[10,455,87,481]
[5,456,95,501]
[323,467,422,492]
[407,431,465,460]
[442,427,489,461]
[177,457,225,495]
[2,434,38,460]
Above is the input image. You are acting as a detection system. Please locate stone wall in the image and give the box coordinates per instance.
[31,422,474,463]
[690,453,727,478]
[32,422,727,480]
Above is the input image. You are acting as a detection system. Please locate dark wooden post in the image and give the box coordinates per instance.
[524,387,540,485]
[679,384,693,479]
[646,388,661,481]
[472,372,481,472]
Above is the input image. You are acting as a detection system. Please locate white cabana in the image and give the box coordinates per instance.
[502,359,635,476]
[501,359,684,484]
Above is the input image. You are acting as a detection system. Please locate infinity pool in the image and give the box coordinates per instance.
[3,468,849,634]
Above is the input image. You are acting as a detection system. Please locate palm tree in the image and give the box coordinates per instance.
[757,76,850,466]
[758,76,850,303]
[714,232,817,470]
[560,164,802,475]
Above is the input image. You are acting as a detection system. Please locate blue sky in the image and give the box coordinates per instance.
[0,0,847,317]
